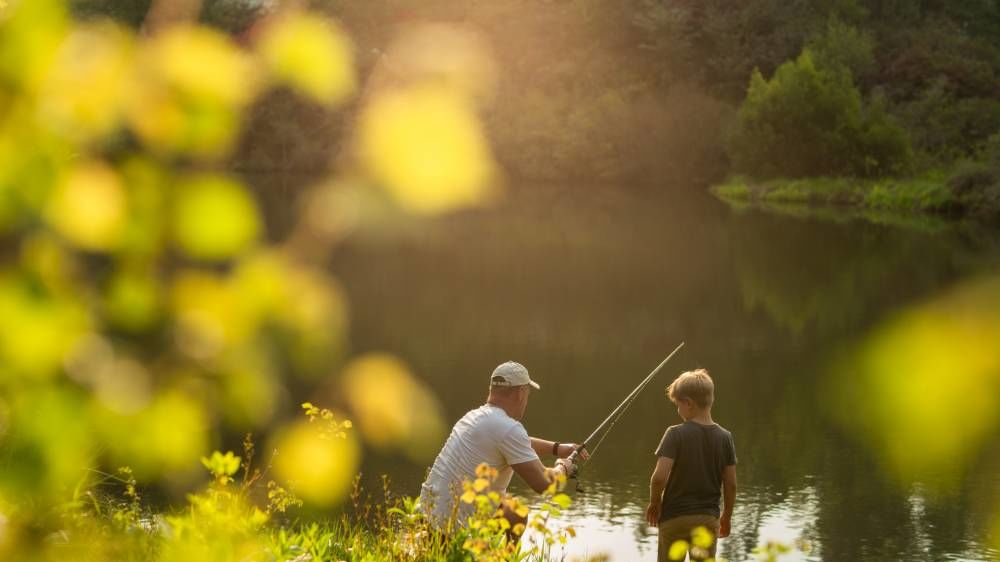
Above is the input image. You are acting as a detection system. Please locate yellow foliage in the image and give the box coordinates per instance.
[96,390,208,478]
[257,12,355,106]
[0,0,500,548]
[126,26,257,157]
[278,266,348,374]
[0,277,89,380]
[45,160,126,251]
[669,539,690,560]
[141,25,258,108]
[831,276,1000,484]
[461,489,477,504]
[171,174,261,261]
[341,354,445,460]
[39,21,133,140]
[0,0,68,92]
[219,358,280,428]
[272,419,360,506]
[171,270,256,359]
[691,525,714,549]
[104,266,162,332]
[4,387,94,498]
[358,84,497,214]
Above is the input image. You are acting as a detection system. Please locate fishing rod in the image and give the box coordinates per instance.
[567,341,685,467]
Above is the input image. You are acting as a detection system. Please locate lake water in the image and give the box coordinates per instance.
[325,184,1000,561]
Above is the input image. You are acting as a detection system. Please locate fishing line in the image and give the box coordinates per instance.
[566,342,685,491]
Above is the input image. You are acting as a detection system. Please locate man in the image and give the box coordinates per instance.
[419,361,588,531]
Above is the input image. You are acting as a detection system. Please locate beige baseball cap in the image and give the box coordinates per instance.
[490,361,541,389]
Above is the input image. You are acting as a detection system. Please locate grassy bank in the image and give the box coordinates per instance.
[711,168,1000,221]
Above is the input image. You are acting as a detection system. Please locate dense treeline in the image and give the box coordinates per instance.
[74,0,1000,194]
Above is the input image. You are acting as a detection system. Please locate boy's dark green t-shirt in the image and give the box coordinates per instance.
[655,420,737,523]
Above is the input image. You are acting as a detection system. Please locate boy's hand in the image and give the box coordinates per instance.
[645,503,661,527]
[719,514,731,538]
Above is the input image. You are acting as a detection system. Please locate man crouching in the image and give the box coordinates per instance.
[419,361,588,535]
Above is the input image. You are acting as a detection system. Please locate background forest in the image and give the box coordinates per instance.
[77,0,1000,210]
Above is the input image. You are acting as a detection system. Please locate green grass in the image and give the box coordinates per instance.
[709,172,991,226]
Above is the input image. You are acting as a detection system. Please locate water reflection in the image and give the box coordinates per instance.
[324,184,1000,561]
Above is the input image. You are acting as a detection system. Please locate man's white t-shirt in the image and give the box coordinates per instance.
[420,404,539,527]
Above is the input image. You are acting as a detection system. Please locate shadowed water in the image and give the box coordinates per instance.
[324,184,1000,561]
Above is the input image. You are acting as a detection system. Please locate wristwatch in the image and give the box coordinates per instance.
[552,442,560,456]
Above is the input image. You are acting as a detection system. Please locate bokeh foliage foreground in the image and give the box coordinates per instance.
[0,0,500,558]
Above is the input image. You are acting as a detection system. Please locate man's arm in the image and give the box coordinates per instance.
[511,458,571,494]
[529,437,590,460]
[720,464,736,538]
[529,437,555,457]
[645,456,673,526]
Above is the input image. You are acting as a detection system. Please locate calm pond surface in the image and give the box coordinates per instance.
[321,184,1000,561]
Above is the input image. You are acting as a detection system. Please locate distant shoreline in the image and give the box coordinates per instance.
[710,172,1000,225]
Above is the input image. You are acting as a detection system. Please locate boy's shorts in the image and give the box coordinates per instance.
[657,514,720,562]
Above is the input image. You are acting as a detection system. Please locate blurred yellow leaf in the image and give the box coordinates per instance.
[45,161,126,252]
[231,251,348,375]
[278,267,347,375]
[551,493,572,509]
[257,12,355,105]
[96,391,208,479]
[691,525,714,549]
[104,266,162,333]
[0,0,68,92]
[272,419,359,506]
[116,157,168,257]
[143,25,257,108]
[669,539,690,560]
[126,25,257,157]
[39,21,133,140]
[2,387,94,500]
[171,270,256,359]
[358,84,496,214]
[20,233,76,294]
[341,354,445,460]
[0,277,89,380]
[830,276,1000,484]
[231,251,290,320]
[171,175,260,261]
[218,353,280,429]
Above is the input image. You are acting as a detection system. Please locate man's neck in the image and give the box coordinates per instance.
[486,399,518,419]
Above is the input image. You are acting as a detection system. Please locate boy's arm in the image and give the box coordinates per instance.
[645,457,673,526]
[720,464,737,538]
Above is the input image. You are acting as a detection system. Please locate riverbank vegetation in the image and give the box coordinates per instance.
[42,408,585,562]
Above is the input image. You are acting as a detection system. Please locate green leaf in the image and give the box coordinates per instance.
[172,174,260,261]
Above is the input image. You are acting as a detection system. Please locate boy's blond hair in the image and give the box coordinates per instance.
[667,369,714,408]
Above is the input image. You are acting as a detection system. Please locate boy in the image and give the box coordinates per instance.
[645,369,737,561]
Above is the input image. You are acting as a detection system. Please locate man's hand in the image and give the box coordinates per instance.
[719,513,732,538]
[554,458,578,478]
[645,502,661,527]
[557,443,590,461]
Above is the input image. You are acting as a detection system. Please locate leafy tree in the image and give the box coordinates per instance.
[729,49,911,178]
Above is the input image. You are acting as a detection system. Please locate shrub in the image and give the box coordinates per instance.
[947,160,996,196]
[728,49,912,179]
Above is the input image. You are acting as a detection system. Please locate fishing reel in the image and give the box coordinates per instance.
[563,451,585,492]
